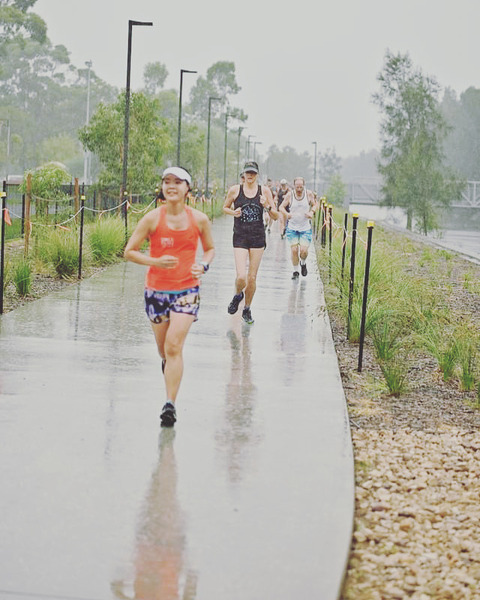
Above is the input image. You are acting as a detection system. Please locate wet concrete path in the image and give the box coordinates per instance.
[0,216,354,600]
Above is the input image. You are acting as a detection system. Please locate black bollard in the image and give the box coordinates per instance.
[358,222,374,372]
[341,213,348,296]
[78,195,85,279]
[347,214,359,340]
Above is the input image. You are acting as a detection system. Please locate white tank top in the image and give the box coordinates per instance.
[288,189,311,232]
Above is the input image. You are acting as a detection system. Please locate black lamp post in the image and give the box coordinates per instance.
[121,19,153,228]
[177,68,197,165]
[312,141,317,194]
[237,126,245,180]
[205,96,221,199]
[246,134,255,159]
[223,111,231,193]
[253,141,262,162]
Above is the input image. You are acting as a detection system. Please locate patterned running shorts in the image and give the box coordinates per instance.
[286,228,312,247]
[144,286,200,324]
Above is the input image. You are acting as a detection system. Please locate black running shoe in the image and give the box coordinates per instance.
[292,271,299,280]
[228,291,244,314]
[301,263,308,276]
[160,402,176,427]
[242,306,254,324]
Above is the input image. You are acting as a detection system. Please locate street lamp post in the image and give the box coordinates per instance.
[177,68,197,165]
[121,19,153,206]
[205,96,221,200]
[223,111,230,193]
[312,141,317,194]
[83,60,93,184]
[253,141,262,162]
[0,119,10,182]
[237,126,245,180]
[246,134,255,159]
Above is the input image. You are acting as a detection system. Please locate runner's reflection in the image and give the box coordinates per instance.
[279,281,308,384]
[111,429,197,600]
[216,321,261,485]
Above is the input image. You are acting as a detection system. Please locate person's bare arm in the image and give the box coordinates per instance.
[191,211,215,278]
[223,185,241,217]
[279,192,292,219]
[260,185,279,220]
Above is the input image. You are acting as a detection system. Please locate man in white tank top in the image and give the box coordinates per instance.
[279,177,318,279]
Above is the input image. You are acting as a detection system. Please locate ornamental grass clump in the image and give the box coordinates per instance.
[88,216,124,264]
[13,260,32,296]
[43,228,79,279]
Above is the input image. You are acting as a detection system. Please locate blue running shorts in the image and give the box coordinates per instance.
[286,228,312,247]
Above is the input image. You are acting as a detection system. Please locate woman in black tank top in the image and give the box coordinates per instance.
[223,161,279,324]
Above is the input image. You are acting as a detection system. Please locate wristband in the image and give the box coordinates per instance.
[200,262,210,273]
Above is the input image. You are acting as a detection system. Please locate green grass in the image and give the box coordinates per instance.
[88,216,125,264]
[13,259,32,296]
[315,209,480,399]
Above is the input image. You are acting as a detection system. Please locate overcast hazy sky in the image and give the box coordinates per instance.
[35,0,480,159]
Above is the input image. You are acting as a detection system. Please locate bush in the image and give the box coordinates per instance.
[43,228,79,279]
[14,260,32,296]
[88,217,125,264]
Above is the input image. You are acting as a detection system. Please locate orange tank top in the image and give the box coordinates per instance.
[145,206,200,291]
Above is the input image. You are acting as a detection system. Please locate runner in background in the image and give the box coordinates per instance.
[276,178,290,238]
[223,160,278,325]
[279,176,318,280]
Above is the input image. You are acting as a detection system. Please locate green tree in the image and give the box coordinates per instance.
[441,87,480,180]
[143,61,168,96]
[325,174,347,207]
[263,145,311,182]
[189,61,244,120]
[318,147,342,184]
[79,91,172,195]
[373,50,464,232]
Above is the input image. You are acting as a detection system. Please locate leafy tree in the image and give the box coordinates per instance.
[0,0,117,175]
[189,61,244,120]
[143,61,168,96]
[373,50,464,232]
[79,91,172,195]
[441,87,480,180]
[325,174,347,207]
[20,160,70,218]
[317,147,342,183]
[263,145,311,182]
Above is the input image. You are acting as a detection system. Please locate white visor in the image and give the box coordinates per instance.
[162,167,192,186]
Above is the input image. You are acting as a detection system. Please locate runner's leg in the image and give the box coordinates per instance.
[233,247,249,293]
[152,313,195,403]
[244,247,264,307]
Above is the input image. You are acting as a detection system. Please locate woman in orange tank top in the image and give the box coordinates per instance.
[124,167,215,427]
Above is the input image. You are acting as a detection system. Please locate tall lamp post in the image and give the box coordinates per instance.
[121,19,153,210]
[237,126,245,180]
[83,60,93,184]
[246,134,255,159]
[205,96,221,200]
[0,118,10,182]
[223,111,230,193]
[312,141,317,194]
[253,141,262,162]
[177,68,197,165]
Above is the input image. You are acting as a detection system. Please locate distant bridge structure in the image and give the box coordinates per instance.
[343,179,480,209]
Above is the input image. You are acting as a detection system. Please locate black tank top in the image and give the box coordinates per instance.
[233,184,264,232]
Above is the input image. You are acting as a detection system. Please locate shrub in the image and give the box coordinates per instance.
[43,228,79,279]
[88,217,125,264]
[14,260,32,296]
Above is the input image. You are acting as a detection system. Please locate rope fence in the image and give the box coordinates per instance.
[314,197,375,372]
